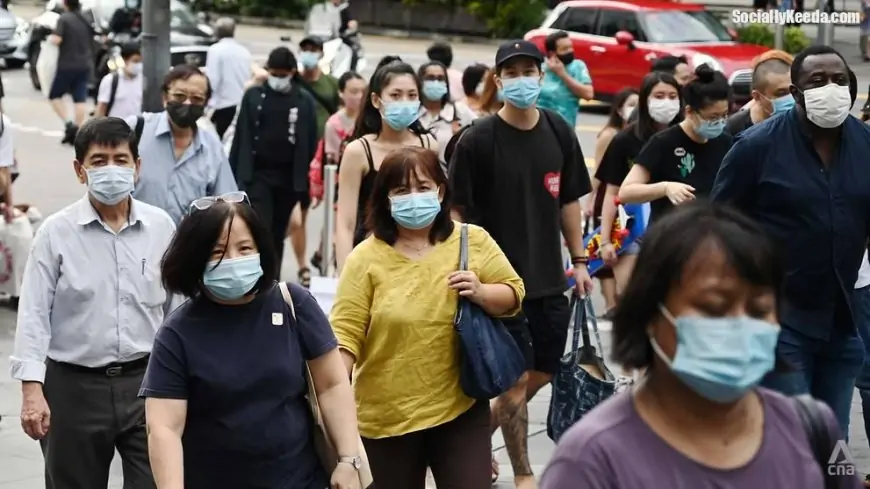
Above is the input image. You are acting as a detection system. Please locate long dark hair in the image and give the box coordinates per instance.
[634,71,683,142]
[351,62,428,140]
[418,60,451,107]
[604,87,638,132]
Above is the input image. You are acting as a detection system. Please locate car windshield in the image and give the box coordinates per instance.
[640,10,732,43]
[77,0,198,28]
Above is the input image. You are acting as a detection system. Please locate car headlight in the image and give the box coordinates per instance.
[691,53,723,73]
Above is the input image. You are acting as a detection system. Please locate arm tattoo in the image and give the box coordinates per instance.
[497,398,533,476]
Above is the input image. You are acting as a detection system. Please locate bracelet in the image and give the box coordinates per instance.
[571,256,589,265]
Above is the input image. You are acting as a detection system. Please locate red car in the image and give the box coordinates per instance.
[524,0,768,106]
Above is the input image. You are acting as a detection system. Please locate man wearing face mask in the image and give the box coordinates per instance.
[10,117,176,488]
[95,42,143,119]
[126,64,237,225]
[725,54,793,137]
[712,46,870,435]
[537,30,594,127]
[449,40,592,489]
[297,36,340,140]
[109,0,141,35]
[229,47,319,272]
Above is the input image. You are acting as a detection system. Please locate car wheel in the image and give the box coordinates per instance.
[28,45,41,91]
[4,59,25,69]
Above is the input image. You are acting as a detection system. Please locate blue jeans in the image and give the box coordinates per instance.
[761,321,864,437]
[852,285,870,446]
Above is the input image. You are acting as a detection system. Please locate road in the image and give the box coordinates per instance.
[1,8,870,488]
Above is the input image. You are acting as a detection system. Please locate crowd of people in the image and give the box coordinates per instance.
[4,0,870,486]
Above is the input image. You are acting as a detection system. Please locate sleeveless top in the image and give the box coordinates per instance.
[352,134,431,246]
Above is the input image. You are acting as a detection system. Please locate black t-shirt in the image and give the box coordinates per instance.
[725,110,753,137]
[140,283,336,489]
[594,124,647,188]
[255,87,297,176]
[54,11,94,71]
[449,110,592,299]
[635,124,733,224]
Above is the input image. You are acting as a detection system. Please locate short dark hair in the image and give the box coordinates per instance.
[461,63,488,97]
[544,31,569,53]
[426,41,453,68]
[161,202,279,298]
[162,64,212,100]
[751,58,790,92]
[74,117,139,161]
[365,147,454,245]
[338,71,364,91]
[682,64,730,110]
[634,71,683,141]
[121,42,141,60]
[612,201,782,369]
[65,0,82,10]
[791,45,848,87]
[266,46,297,71]
[650,55,688,75]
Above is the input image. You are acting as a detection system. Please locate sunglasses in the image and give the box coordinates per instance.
[189,191,250,213]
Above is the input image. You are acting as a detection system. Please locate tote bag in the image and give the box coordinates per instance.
[36,42,59,99]
[454,223,526,400]
[547,294,616,442]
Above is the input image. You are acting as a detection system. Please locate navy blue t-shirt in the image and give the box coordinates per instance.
[139,282,338,489]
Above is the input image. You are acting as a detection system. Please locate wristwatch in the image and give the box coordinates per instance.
[338,456,362,471]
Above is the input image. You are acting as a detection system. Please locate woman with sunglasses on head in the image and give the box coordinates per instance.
[335,62,437,273]
[619,65,732,225]
[594,74,681,320]
[541,202,861,489]
[417,61,478,172]
[587,87,637,316]
[331,146,523,489]
[140,191,362,489]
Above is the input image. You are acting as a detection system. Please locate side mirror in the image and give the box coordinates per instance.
[615,30,635,47]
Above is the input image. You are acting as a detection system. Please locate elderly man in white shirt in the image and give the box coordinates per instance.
[10,117,176,489]
[205,17,253,139]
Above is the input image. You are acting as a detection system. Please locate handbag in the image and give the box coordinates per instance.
[793,394,838,489]
[454,223,526,400]
[277,282,375,488]
[547,294,616,442]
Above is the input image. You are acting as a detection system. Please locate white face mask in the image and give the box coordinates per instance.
[802,83,851,129]
[648,98,681,125]
[620,105,636,122]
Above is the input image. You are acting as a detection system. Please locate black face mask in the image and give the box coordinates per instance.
[558,53,575,66]
[166,101,204,129]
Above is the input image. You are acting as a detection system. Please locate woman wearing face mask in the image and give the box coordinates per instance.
[331,146,524,489]
[462,63,489,114]
[619,65,732,225]
[587,87,637,317]
[594,73,681,321]
[229,46,319,275]
[335,62,437,273]
[141,193,363,489]
[308,71,366,272]
[417,61,478,172]
[541,202,862,489]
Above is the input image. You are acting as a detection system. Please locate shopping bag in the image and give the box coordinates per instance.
[309,276,338,315]
[547,294,616,442]
[36,41,59,99]
[277,282,374,488]
[0,212,34,298]
[454,223,526,400]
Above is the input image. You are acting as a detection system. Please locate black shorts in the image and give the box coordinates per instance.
[49,67,90,102]
[502,294,571,375]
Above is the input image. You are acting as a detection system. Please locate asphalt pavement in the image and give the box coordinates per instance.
[1,8,870,488]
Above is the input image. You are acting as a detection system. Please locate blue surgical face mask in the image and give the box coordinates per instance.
[203,254,264,301]
[267,76,291,93]
[422,80,448,101]
[86,165,135,205]
[772,94,795,114]
[299,51,320,69]
[390,191,441,230]
[651,305,780,404]
[695,117,726,140]
[500,76,541,109]
[382,100,421,131]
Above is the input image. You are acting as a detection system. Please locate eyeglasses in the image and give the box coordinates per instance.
[189,191,250,213]
[167,91,207,106]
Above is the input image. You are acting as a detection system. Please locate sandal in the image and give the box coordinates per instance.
[298,267,312,288]
[310,251,323,271]
[491,455,499,484]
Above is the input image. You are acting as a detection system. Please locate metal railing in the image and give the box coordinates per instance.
[320,164,338,278]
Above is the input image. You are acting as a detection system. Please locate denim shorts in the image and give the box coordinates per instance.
[49,68,90,102]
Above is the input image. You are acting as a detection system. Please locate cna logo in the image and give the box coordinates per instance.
[827,440,857,476]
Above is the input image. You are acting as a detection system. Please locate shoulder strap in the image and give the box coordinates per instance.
[459,223,468,271]
[134,116,145,146]
[793,394,836,489]
[360,138,375,172]
[106,72,120,116]
[297,77,339,115]
[277,281,298,320]
[541,109,573,162]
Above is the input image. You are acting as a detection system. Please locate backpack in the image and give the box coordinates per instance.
[105,72,121,116]
[443,109,574,173]
[134,115,145,147]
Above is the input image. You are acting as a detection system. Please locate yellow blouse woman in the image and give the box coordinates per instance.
[330,146,524,489]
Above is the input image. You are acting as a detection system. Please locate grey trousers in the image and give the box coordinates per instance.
[40,360,156,489]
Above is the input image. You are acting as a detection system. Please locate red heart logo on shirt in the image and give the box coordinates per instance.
[544,172,561,198]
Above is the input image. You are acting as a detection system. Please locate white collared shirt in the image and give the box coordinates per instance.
[417,101,478,170]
